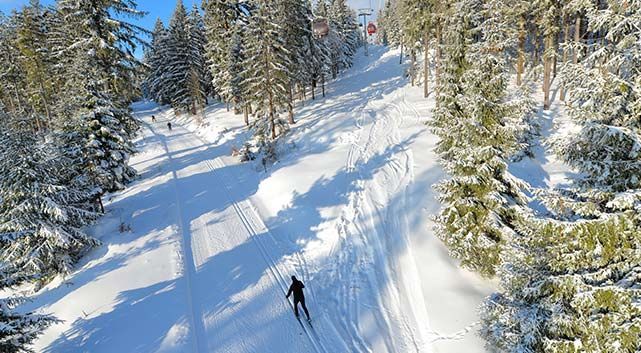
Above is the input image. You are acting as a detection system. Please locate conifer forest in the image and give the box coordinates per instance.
[0,0,639,352]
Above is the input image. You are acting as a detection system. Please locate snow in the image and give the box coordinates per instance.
[23,46,527,353]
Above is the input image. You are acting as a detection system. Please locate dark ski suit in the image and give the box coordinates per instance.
[286,276,310,320]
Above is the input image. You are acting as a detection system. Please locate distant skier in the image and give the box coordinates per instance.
[286,275,310,321]
[151,115,156,122]
[167,122,172,131]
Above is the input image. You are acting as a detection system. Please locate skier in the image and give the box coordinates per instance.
[167,122,172,131]
[286,275,310,321]
[151,115,156,122]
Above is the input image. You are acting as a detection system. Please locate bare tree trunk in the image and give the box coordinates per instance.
[243,105,249,126]
[97,196,105,214]
[399,40,404,64]
[321,75,326,98]
[423,31,429,98]
[410,49,416,85]
[560,19,570,101]
[543,34,553,110]
[311,80,316,100]
[573,16,581,65]
[288,84,295,124]
[516,18,526,86]
[435,24,442,99]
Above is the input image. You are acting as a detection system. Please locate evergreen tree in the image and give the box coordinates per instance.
[145,19,172,105]
[0,116,99,281]
[186,4,211,113]
[165,1,192,113]
[278,0,314,123]
[203,0,243,108]
[328,0,359,72]
[0,266,57,353]
[556,0,641,193]
[432,0,529,277]
[243,0,293,140]
[14,0,55,130]
[483,209,641,352]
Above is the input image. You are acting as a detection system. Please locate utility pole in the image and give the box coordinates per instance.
[358,8,372,57]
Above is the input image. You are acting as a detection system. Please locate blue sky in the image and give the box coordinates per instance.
[0,0,382,56]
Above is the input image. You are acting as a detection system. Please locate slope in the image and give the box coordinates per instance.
[25,46,495,353]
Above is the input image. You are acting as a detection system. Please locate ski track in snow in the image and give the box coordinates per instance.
[27,46,501,353]
[330,83,433,353]
[148,112,326,353]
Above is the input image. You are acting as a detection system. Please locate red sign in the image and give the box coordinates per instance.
[367,22,377,35]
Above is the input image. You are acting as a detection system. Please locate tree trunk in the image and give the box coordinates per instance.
[243,105,249,126]
[410,49,416,85]
[399,41,404,64]
[288,84,295,124]
[573,16,581,65]
[435,24,442,99]
[97,196,105,214]
[516,18,526,86]
[423,30,429,98]
[543,34,553,110]
[311,80,316,100]
[560,19,570,101]
[322,75,326,98]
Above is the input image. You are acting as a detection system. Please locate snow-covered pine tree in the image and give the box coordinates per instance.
[186,4,211,114]
[164,1,193,113]
[225,22,249,120]
[482,207,641,352]
[203,0,242,109]
[55,0,146,115]
[0,13,30,118]
[278,0,314,124]
[0,265,57,353]
[482,3,641,350]
[243,0,293,140]
[532,0,562,110]
[79,86,137,194]
[430,0,473,162]
[13,0,55,130]
[378,0,401,47]
[556,0,641,193]
[432,0,528,277]
[399,0,432,95]
[328,0,359,72]
[145,19,173,105]
[0,114,99,282]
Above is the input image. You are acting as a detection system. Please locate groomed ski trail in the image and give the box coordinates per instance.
[144,120,208,353]
[144,110,337,353]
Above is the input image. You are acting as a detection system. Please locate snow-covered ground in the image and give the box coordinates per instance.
[24,46,576,353]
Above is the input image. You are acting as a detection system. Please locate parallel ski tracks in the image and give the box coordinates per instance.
[142,117,207,353]
[206,156,327,353]
[181,126,328,353]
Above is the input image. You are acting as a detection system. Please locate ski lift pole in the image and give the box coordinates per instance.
[358,8,372,57]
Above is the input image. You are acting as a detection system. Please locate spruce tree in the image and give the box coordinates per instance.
[243,0,293,140]
[0,266,57,353]
[0,116,99,281]
[432,0,529,277]
[146,19,172,105]
[203,0,243,109]
[186,4,211,113]
[556,0,641,193]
